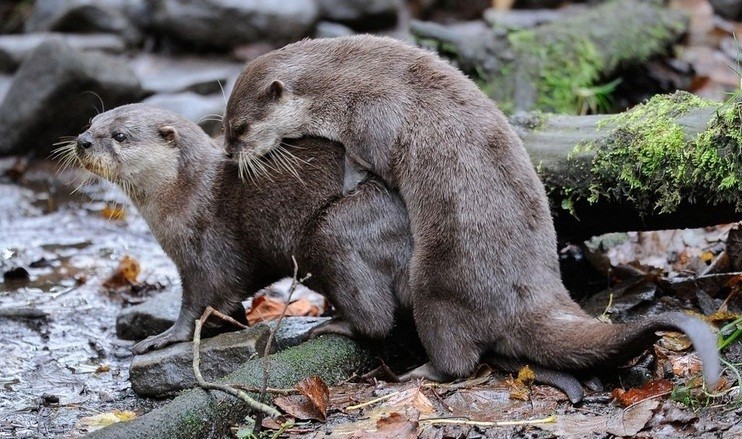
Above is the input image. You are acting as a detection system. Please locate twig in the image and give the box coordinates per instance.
[419,414,557,427]
[192,307,281,418]
[202,306,249,330]
[230,384,297,395]
[256,256,312,432]
[345,391,400,410]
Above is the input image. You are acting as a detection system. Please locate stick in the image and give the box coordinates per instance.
[192,307,281,418]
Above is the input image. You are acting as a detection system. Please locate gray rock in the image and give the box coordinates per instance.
[128,54,242,95]
[149,0,319,49]
[0,32,126,73]
[116,289,181,341]
[130,324,271,397]
[143,92,226,135]
[316,0,401,30]
[25,0,144,43]
[315,21,356,39]
[709,0,742,20]
[483,8,565,30]
[0,38,143,157]
[129,316,328,396]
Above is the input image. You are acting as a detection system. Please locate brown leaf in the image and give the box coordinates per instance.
[540,399,659,437]
[246,296,320,325]
[102,255,140,289]
[296,375,329,422]
[274,394,325,422]
[670,353,704,379]
[611,379,673,407]
[374,411,419,439]
[658,331,693,351]
[387,386,435,414]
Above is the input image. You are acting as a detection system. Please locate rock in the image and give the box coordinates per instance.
[316,0,401,31]
[148,0,319,49]
[24,0,144,44]
[128,54,242,95]
[0,38,143,157]
[315,21,356,39]
[130,324,271,397]
[0,32,126,73]
[709,0,742,20]
[128,316,328,396]
[0,74,11,103]
[483,8,565,30]
[116,288,180,341]
[143,92,225,135]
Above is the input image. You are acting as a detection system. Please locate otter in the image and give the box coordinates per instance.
[222,35,721,389]
[64,103,411,355]
[65,104,718,403]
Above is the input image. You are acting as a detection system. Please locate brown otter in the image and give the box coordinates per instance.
[62,103,411,355]
[222,35,721,388]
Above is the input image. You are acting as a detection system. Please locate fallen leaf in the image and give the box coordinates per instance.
[670,353,704,378]
[101,203,126,220]
[348,410,420,439]
[79,410,137,431]
[658,331,693,351]
[539,399,659,438]
[387,386,435,414]
[506,365,535,401]
[246,295,320,325]
[102,255,140,289]
[611,379,673,407]
[296,375,329,422]
[274,394,325,422]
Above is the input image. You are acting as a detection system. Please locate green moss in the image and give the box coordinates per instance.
[509,30,604,114]
[573,91,741,213]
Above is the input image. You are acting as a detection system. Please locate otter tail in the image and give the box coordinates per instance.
[526,311,720,388]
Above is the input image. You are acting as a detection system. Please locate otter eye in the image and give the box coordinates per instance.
[234,123,249,137]
[112,132,127,142]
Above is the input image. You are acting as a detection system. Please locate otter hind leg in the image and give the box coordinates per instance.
[398,361,451,382]
[132,321,193,354]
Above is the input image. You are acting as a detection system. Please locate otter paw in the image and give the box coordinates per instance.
[307,318,356,340]
[131,326,191,354]
[398,362,450,382]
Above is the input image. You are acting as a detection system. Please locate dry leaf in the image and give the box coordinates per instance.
[79,410,137,430]
[540,399,659,437]
[506,365,535,401]
[102,255,140,289]
[296,375,329,422]
[274,395,325,422]
[101,203,126,220]
[611,379,673,407]
[517,365,535,386]
[659,331,692,351]
[246,295,320,325]
[374,411,419,439]
[387,386,435,414]
[670,353,704,378]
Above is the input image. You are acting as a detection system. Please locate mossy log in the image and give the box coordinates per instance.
[411,0,688,113]
[86,335,374,439]
[513,92,742,242]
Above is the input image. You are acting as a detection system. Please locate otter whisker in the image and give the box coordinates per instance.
[273,147,304,184]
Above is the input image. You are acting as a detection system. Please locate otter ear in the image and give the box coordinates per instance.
[268,80,284,100]
[159,125,178,145]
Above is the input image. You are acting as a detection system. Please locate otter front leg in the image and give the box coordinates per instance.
[131,309,197,354]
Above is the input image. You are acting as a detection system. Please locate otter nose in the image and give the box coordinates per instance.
[77,133,93,149]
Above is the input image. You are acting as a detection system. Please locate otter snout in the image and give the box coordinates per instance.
[77,132,93,150]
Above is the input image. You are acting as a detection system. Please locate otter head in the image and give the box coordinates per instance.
[224,61,308,180]
[70,104,186,200]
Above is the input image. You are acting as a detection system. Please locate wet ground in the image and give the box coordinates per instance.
[0,158,171,438]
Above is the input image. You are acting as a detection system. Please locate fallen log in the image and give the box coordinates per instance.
[85,335,373,439]
[411,0,688,113]
[513,91,742,241]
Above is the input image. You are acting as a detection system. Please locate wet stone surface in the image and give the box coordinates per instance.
[0,159,176,438]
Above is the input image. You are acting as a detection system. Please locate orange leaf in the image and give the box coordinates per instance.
[246,296,320,325]
[102,255,140,289]
[296,376,329,422]
[611,379,673,407]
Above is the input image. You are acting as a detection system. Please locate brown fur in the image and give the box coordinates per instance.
[72,104,411,354]
[223,35,720,390]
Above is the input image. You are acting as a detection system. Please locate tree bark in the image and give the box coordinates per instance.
[511,93,742,242]
[86,335,374,439]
